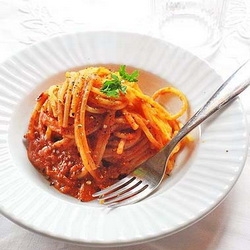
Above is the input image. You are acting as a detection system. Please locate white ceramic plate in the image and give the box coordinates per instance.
[0,31,248,247]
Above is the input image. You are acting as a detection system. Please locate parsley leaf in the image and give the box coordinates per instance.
[100,74,127,97]
[100,65,139,97]
[119,65,139,82]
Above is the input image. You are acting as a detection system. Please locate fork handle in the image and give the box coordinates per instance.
[168,59,250,151]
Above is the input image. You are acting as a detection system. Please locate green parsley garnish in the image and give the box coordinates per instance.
[101,74,127,97]
[119,65,139,82]
[100,65,139,97]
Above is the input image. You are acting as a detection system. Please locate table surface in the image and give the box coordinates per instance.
[0,0,249,249]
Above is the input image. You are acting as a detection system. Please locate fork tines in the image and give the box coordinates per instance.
[92,176,149,207]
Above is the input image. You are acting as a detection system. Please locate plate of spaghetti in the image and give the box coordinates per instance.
[24,65,190,202]
[0,31,248,247]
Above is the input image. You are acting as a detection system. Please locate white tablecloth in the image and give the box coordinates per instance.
[0,0,250,249]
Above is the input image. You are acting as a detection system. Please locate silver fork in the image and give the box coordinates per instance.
[92,59,250,207]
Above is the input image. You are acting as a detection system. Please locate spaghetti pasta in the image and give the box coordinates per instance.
[24,66,189,201]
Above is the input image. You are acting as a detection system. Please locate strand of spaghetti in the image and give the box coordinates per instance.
[152,86,188,120]
[149,114,183,154]
[166,159,175,175]
[90,85,129,110]
[103,136,149,162]
[35,92,48,112]
[109,116,131,133]
[116,138,126,154]
[92,111,115,166]
[122,109,139,130]
[48,85,59,118]
[70,72,84,117]
[122,129,142,150]
[141,102,172,142]
[86,105,106,114]
[124,137,151,162]
[103,123,135,150]
[127,87,178,120]
[168,120,182,132]
[57,75,70,126]
[45,126,52,140]
[27,96,46,137]
[74,78,98,179]
[131,113,162,149]
[63,76,74,127]
[90,94,128,110]
[114,129,141,140]
[124,81,142,92]
[113,128,143,154]
[40,112,61,135]
[44,99,52,115]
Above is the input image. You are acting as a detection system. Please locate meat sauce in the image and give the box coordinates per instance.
[26,134,95,201]
[25,131,133,201]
